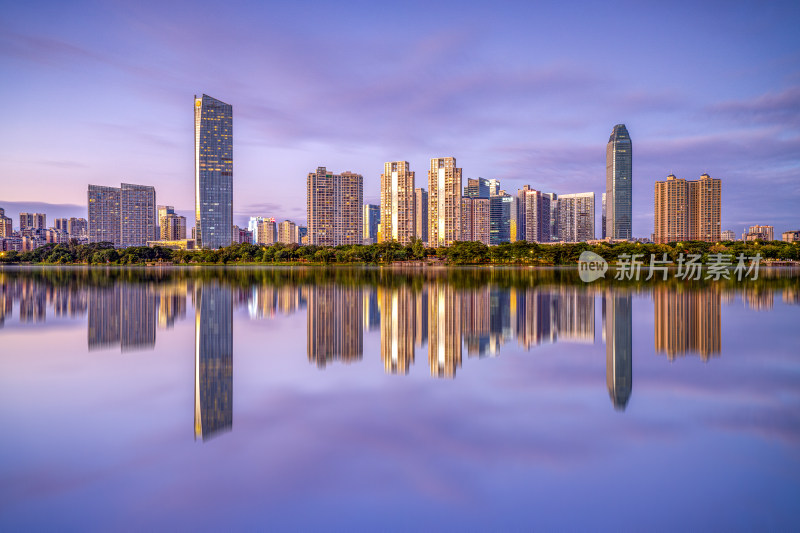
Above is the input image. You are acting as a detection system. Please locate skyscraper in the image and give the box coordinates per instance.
[380,161,416,244]
[19,213,46,231]
[307,167,363,246]
[428,157,462,246]
[601,192,606,239]
[654,173,721,244]
[158,206,187,241]
[464,177,490,199]
[558,192,595,242]
[0,208,13,237]
[414,188,428,243]
[195,94,233,249]
[489,193,514,245]
[606,124,632,240]
[363,204,380,244]
[87,185,119,247]
[277,220,297,244]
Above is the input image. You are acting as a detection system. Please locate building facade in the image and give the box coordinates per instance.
[558,192,595,242]
[414,188,428,243]
[380,161,416,244]
[306,167,363,246]
[517,185,551,243]
[606,124,632,240]
[654,174,721,244]
[461,197,490,245]
[195,94,233,249]
[428,157,462,246]
[363,204,380,244]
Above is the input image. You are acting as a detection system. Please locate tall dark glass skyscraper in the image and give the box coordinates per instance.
[605,124,632,240]
[195,94,233,249]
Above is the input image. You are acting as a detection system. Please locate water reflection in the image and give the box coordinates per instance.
[1,266,793,424]
[194,283,233,441]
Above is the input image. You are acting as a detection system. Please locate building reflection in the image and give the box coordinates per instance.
[654,287,721,360]
[306,285,363,368]
[194,283,233,441]
[378,286,416,374]
[605,291,632,411]
[88,285,158,352]
[429,283,462,378]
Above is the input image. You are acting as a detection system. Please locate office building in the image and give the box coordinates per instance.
[195,94,233,249]
[306,167,363,246]
[380,161,416,244]
[461,197,490,245]
[19,213,46,231]
[488,179,501,197]
[601,193,606,239]
[606,124,632,240]
[414,188,428,243]
[464,177,490,199]
[654,174,721,244]
[517,185,551,243]
[782,230,800,243]
[363,204,380,244]
[278,220,297,244]
[743,225,774,241]
[489,193,514,245]
[428,157,462,246]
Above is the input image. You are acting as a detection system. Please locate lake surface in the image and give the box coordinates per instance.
[1,265,798,531]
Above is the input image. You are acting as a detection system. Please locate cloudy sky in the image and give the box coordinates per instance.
[1,0,798,236]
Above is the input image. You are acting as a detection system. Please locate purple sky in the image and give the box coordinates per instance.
[1,0,798,236]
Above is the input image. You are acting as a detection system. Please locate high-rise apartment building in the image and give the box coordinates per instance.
[19,213,46,231]
[87,185,121,246]
[558,192,595,242]
[67,218,87,238]
[278,220,297,244]
[414,188,428,243]
[256,218,277,245]
[743,225,774,241]
[195,94,233,249]
[517,185,551,243]
[158,206,187,241]
[606,124,632,240]
[428,157,462,246]
[461,197,490,245]
[0,208,12,237]
[654,174,721,244]
[363,204,380,244]
[543,192,559,241]
[721,230,736,241]
[380,161,416,244]
[88,183,156,247]
[54,218,68,232]
[120,183,157,247]
[307,167,363,246]
[782,230,800,243]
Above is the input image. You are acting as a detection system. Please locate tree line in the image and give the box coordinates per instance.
[0,238,798,266]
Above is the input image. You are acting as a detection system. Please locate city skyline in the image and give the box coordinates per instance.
[1,2,798,237]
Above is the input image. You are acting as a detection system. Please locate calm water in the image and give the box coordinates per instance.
[1,266,798,531]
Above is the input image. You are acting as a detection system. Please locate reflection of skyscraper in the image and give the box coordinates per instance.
[553,288,595,343]
[307,285,363,367]
[414,287,428,347]
[605,292,632,411]
[379,286,416,374]
[88,286,121,349]
[654,288,721,360]
[516,288,555,348]
[194,283,233,441]
[428,283,461,378]
[463,287,491,356]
